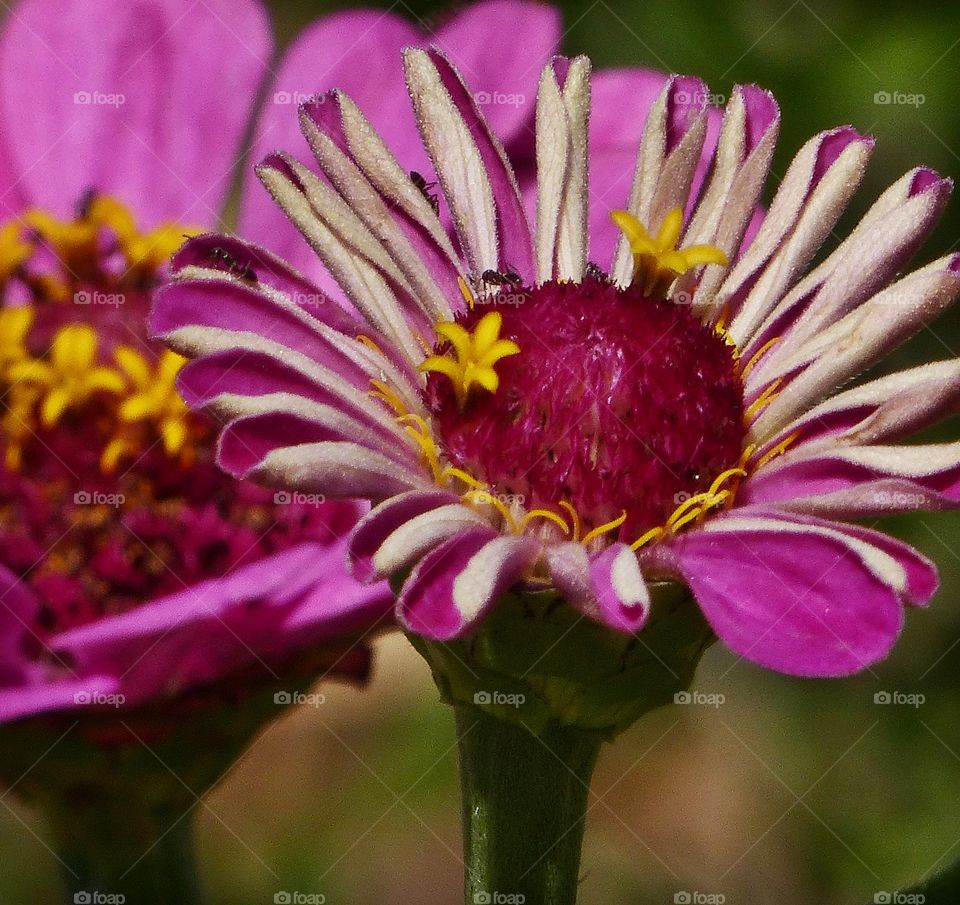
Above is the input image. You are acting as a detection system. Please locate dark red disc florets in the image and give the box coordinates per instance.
[424,277,746,540]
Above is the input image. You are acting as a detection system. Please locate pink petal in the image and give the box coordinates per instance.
[589,543,651,632]
[0,0,271,226]
[152,279,371,386]
[239,9,423,283]
[649,516,905,676]
[546,541,650,633]
[398,529,537,639]
[348,490,460,583]
[742,511,938,607]
[0,566,39,683]
[740,444,960,516]
[430,0,560,146]
[52,542,392,707]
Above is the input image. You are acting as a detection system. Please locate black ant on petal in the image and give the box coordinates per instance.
[410,170,440,215]
[206,246,257,283]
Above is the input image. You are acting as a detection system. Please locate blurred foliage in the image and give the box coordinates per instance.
[5,0,960,903]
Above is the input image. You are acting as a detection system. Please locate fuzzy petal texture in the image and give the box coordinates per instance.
[398,529,539,639]
[240,1,558,285]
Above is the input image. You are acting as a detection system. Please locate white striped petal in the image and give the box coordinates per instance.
[750,254,960,442]
[404,47,499,274]
[257,157,425,365]
[249,442,431,499]
[725,129,874,345]
[372,504,491,578]
[299,106,454,323]
[610,76,710,284]
[747,167,952,381]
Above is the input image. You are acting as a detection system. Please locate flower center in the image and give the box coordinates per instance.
[423,276,746,542]
[0,194,349,643]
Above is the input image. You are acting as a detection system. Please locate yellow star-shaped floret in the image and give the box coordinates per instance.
[8,324,124,427]
[611,207,728,297]
[112,347,190,455]
[419,311,520,407]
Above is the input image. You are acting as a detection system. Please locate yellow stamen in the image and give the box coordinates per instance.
[739,336,781,382]
[665,492,714,530]
[420,311,520,407]
[581,510,627,547]
[611,207,728,297]
[744,378,783,422]
[752,430,801,472]
[402,422,443,483]
[517,508,571,536]
[706,467,748,497]
[668,506,707,534]
[441,465,487,491]
[356,334,385,357]
[458,275,477,311]
[630,525,665,551]
[9,325,124,427]
[1,385,40,471]
[558,500,581,542]
[22,195,199,286]
[368,378,408,417]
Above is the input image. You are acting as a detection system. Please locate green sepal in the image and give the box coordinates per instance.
[411,580,714,738]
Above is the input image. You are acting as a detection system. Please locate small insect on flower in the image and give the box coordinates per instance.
[156,47,960,682]
[205,245,258,283]
[480,266,523,287]
[410,170,440,215]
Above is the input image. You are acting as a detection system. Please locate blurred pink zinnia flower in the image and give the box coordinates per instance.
[155,26,960,681]
[0,0,562,730]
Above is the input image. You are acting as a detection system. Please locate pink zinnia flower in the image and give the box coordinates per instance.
[154,42,958,681]
[0,0,561,729]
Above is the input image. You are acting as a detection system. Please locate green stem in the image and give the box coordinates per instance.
[455,703,604,905]
[48,796,204,905]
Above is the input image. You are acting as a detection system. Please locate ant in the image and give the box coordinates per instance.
[410,170,440,215]
[480,265,522,287]
[584,262,605,280]
[206,246,257,283]
[75,187,98,219]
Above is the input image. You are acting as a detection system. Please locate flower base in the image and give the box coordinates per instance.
[412,583,714,904]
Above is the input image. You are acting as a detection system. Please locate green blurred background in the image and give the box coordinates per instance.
[5,0,960,902]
